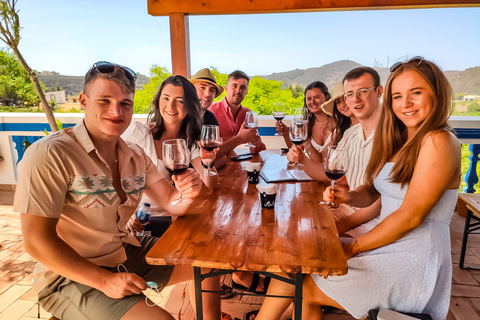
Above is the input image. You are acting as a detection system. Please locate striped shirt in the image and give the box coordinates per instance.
[337,123,374,190]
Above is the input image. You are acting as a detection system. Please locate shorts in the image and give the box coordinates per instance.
[38,236,175,320]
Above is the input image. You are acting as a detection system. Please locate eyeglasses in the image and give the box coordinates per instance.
[92,61,137,81]
[344,87,377,102]
[390,56,424,73]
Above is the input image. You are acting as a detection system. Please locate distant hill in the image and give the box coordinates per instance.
[37,73,150,96]
[259,60,480,96]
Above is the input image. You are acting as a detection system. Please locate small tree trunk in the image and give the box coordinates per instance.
[11,46,59,132]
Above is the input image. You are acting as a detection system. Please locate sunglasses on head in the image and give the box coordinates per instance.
[92,61,137,81]
[390,56,424,73]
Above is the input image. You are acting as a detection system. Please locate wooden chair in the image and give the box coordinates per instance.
[458,193,480,269]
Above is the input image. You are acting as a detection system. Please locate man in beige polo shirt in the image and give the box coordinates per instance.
[14,62,220,320]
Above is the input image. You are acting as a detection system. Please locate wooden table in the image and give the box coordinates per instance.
[146,149,347,319]
[458,193,480,269]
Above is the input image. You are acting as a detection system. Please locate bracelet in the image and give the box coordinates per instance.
[353,239,362,255]
[201,161,214,169]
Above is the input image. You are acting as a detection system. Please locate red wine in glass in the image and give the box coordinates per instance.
[291,138,306,146]
[162,138,192,206]
[320,146,347,209]
[165,164,189,176]
[201,143,218,152]
[325,169,346,181]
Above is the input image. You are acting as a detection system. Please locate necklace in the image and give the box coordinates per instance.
[315,117,327,123]
[108,158,118,167]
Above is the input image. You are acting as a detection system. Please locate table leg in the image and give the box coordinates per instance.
[194,267,203,320]
[294,273,303,319]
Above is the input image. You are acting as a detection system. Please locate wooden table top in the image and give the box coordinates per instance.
[146,149,348,276]
[459,193,480,217]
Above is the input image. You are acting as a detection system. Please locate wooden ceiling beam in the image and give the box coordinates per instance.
[148,0,480,16]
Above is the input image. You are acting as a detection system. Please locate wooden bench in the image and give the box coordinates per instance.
[458,193,480,269]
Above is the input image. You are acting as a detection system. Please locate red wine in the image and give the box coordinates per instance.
[273,112,285,121]
[165,164,189,175]
[291,139,306,146]
[325,169,346,181]
[202,143,218,152]
[274,115,285,121]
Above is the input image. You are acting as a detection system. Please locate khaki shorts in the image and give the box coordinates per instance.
[38,236,174,320]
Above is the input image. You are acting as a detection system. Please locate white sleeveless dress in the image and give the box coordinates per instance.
[313,163,456,320]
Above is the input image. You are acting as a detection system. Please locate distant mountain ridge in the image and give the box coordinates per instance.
[37,73,150,96]
[259,60,480,96]
[38,60,480,96]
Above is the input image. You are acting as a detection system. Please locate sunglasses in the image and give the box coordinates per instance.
[390,56,424,73]
[92,61,137,81]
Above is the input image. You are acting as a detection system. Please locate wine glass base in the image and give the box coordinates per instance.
[274,133,281,136]
[171,198,193,206]
[287,162,304,168]
[319,201,339,209]
[204,171,218,177]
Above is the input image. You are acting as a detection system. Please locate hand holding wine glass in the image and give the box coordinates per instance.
[200,125,221,176]
[272,102,286,136]
[288,120,308,168]
[320,146,347,209]
[244,111,258,148]
[163,139,193,206]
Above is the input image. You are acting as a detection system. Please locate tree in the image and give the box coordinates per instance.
[0,49,43,106]
[0,0,58,131]
[133,65,171,113]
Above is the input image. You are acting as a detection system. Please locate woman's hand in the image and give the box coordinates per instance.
[287,145,304,163]
[126,213,143,234]
[198,141,219,165]
[342,240,356,260]
[172,168,203,200]
[323,184,350,204]
[275,121,288,137]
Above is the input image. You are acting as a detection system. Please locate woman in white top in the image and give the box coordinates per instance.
[276,81,334,162]
[123,75,219,218]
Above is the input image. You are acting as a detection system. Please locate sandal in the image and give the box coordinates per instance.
[232,273,271,294]
[220,284,235,299]
[244,310,259,320]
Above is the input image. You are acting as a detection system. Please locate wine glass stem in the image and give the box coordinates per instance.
[206,158,211,175]
[330,180,336,205]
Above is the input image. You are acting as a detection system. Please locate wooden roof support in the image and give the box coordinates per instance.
[149,0,480,16]
[169,13,191,77]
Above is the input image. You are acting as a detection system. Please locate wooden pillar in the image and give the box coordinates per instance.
[169,13,191,78]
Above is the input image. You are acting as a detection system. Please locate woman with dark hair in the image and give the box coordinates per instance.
[122,75,219,217]
[256,58,460,320]
[323,82,359,145]
[277,81,334,161]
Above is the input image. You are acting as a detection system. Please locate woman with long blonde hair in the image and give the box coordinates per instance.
[257,58,461,320]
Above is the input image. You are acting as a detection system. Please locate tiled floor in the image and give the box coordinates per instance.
[1,189,479,320]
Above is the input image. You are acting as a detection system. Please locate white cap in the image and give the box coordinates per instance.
[246,162,262,172]
[256,184,277,194]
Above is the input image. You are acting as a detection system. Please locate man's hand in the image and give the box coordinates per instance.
[236,124,259,144]
[250,136,266,154]
[275,121,289,137]
[287,145,304,163]
[126,213,143,234]
[101,272,147,299]
[172,168,203,199]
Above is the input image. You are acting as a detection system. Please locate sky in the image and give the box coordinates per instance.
[7,0,480,77]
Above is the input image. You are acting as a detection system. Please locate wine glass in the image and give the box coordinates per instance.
[244,111,258,148]
[294,107,308,121]
[200,125,220,176]
[289,120,308,168]
[320,146,347,209]
[162,138,192,206]
[272,102,286,136]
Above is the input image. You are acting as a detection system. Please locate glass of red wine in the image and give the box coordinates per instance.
[320,145,347,209]
[162,138,192,206]
[289,120,308,168]
[200,125,220,176]
[244,111,258,148]
[272,102,286,136]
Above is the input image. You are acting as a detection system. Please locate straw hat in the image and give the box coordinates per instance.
[189,68,224,98]
[321,82,344,116]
